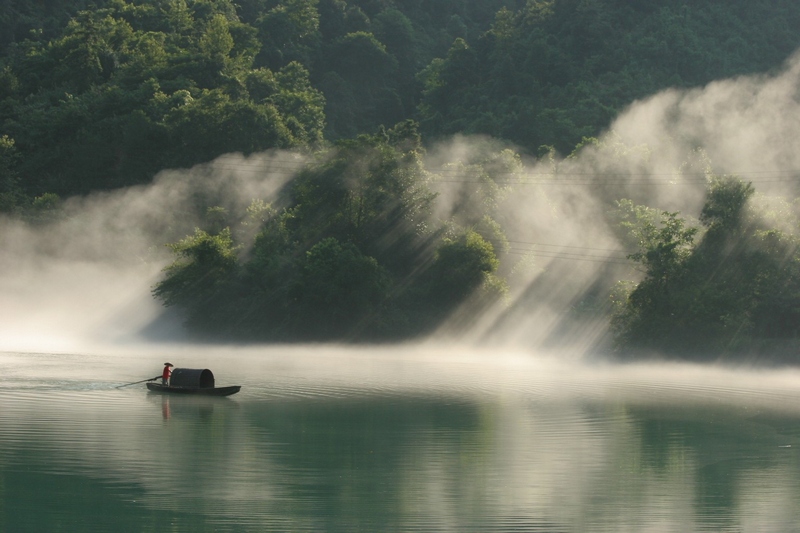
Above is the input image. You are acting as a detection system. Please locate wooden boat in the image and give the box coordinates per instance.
[147,368,241,396]
[146,382,241,396]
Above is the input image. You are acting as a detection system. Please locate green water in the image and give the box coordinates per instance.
[2,348,800,532]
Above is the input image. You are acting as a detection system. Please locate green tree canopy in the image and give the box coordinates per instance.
[613,177,800,359]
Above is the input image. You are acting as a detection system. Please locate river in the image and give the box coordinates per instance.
[2,346,800,532]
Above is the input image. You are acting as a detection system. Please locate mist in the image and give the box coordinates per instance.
[0,151,305,353]
[4,52,800,356]
[425,51,800,353]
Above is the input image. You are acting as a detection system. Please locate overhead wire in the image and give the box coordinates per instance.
[505,250,634,266]
[505,239,633,255]
[477,239,638,266]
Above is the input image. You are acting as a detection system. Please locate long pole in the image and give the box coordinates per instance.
[116,375,161,388]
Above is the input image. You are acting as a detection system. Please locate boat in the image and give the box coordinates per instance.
[146,382,241,396]
[146,368,241,396]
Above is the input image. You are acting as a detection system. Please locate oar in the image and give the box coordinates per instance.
[116,375,161,389]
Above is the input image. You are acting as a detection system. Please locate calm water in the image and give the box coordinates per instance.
[2,347,800,532]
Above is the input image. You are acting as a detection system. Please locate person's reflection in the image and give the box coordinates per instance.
[162,396,171,420]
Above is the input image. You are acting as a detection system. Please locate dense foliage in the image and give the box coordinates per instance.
[152,123,506,340]
[1,0,325,199]
[5,0,800,204]
[417,0,800,153]
[613,176,800,359]
[4,0,800,353]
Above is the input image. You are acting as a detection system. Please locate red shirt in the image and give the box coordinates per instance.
[162,366,172,380]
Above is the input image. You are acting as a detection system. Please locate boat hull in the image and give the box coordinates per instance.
[146,382,241,396]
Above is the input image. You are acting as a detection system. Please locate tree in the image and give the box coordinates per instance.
[318,31,401,137]
[255,0,320,69]
[152,228,239,332]
[292,237,391,338]
[164,89,295,166]
[288,121,434,272]
[699,174,754,233]
[0,135,23,212]
[424,230,500,307]
[0,0,324,197]
[611,200,698,355]
[613,176,800,359]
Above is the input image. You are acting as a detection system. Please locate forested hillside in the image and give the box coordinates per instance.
[3,0,800,357]
[4,0,800,202]
[418,0,800,152]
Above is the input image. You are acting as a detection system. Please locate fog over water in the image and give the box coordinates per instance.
[4,53,800,358]
[5,345,800,532]
[6,54,800,533]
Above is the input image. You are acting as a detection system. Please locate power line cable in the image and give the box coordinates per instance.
[505,249,634,266]
[505,239,633,255]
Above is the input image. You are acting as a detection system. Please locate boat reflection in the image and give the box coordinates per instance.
[146,392,239,421]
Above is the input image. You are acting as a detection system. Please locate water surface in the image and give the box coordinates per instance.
[2,347,800,532]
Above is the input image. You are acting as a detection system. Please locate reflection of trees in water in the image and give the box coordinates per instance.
[631,404,800,528]
[244,397,485,528]
[4,468,216,532]
[5,374,800,531]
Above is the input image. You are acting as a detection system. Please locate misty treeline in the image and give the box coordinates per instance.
[3,0,800,355]
[151,121,510,340]
[147,131,800,353]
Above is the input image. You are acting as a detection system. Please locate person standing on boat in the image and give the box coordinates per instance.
[162,363,174,386]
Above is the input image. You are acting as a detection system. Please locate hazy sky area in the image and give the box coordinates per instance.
[3,52,800,355]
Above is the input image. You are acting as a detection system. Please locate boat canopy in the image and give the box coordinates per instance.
[170,368,215,389]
